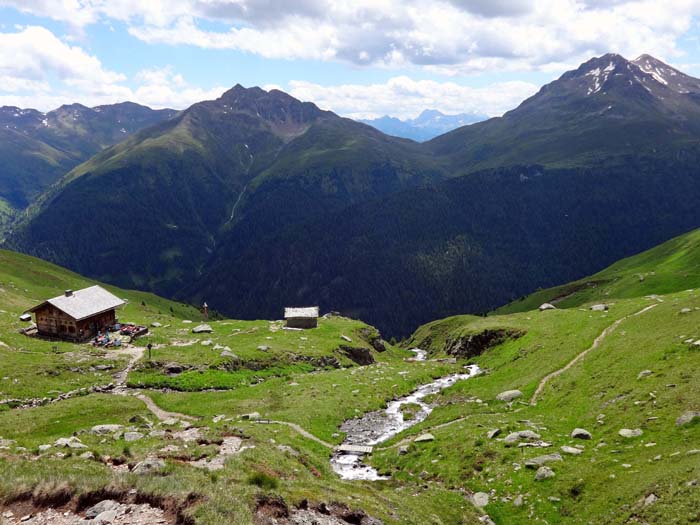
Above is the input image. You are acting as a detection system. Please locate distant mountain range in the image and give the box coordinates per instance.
[359,109,486,141]
[7,53,700,336]
[0,102,177,213]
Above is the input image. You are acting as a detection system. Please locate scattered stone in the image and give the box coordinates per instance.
[213,415,225,423]
[80,451,95,460]
[676,411,700,426]
[54,436,87,449]
[571,428,592,440]
[539,303,556,311]
[90,424,123,435]
[513,495,523,507]
[637,370,653,380]
[472,492,490,507]
[504,430,541,444]
[85,500,121,519]
[398,445,409,455]
[535,466,555,480]
[201,339,213,346]
[220,349,238,359]
[525,453,563,469]
[37,444,51,452]
[124,431,144,442]
[257,345,270,351]
[414,433,435,443]
[151,322,162,327]
[561,446,583,455]
[132,457,165,475]
[164,362,184,375]
[590,304,609,311]
[241,412,261,420]
[277,444,299,457]
[644,494,658,506]
[680,308,692,314]
[192,324,213,333]
[148,430,166,438]
[487,428,502,439]
[618,428,643,438]
[340,335,352,342]
[496,390,523,402]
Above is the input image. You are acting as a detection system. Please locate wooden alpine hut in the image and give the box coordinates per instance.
[27,285,125,341]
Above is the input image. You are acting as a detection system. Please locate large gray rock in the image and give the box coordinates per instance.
[123,431,144,442]
[91,424,123,435]
[535,466,555,480]
[590,304,609,312]
[571,428,592,440]
[192,324,213,334]
[539,303,556,311]
[414,433,435,443]
[132,457,165,475]
[525,453,563,469]
[618,428,643,438]
[85,500,121,519]
[676,411,700,426]
[504,430,541,444]
[496,390,523,402]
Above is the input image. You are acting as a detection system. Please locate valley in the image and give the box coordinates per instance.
[0,42,699,525]
[0,226,699,524]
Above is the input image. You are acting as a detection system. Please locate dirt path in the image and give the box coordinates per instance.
[134,393,196,422]
[530,303,658,405]
[111,346,145,394]
[260,420,334,449]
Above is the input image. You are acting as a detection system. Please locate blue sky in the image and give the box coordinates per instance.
[1,1,699,119]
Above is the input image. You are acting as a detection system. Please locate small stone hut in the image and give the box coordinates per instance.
[284,306,319,329]
[27,285,125,341]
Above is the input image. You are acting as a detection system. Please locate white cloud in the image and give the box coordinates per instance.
[286,76,539,119]
[3,1,700,73]
[0,26,225,110]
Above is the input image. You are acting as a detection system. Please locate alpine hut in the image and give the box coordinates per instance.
[27,285,125,341]
[284,306,319,329]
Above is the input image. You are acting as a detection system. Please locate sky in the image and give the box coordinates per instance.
[1,1,700,120]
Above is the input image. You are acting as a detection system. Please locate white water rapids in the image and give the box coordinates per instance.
[330,357,481,481]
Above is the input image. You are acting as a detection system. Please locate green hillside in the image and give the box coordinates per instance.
[498,228,700,314]
[0,249,485,524]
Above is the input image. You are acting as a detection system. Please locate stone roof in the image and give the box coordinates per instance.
[284,306,319,319]
[29,285,125,321]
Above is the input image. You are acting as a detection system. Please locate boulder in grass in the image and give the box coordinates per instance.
[414,433,435,443]
[525,453,563,469]
[561,446,583,455]
[676,411,700,426]
[91,424,123,435]
[192,324,213,334]
[504,430,541,444]
[539,303,556,311]
[496,390,523,402]
[618,428,643,438]
[571,428,592,440]
[132,457,165,475]
[590,304,609,312]
[471,492,489,507]
[535,466,555,480]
